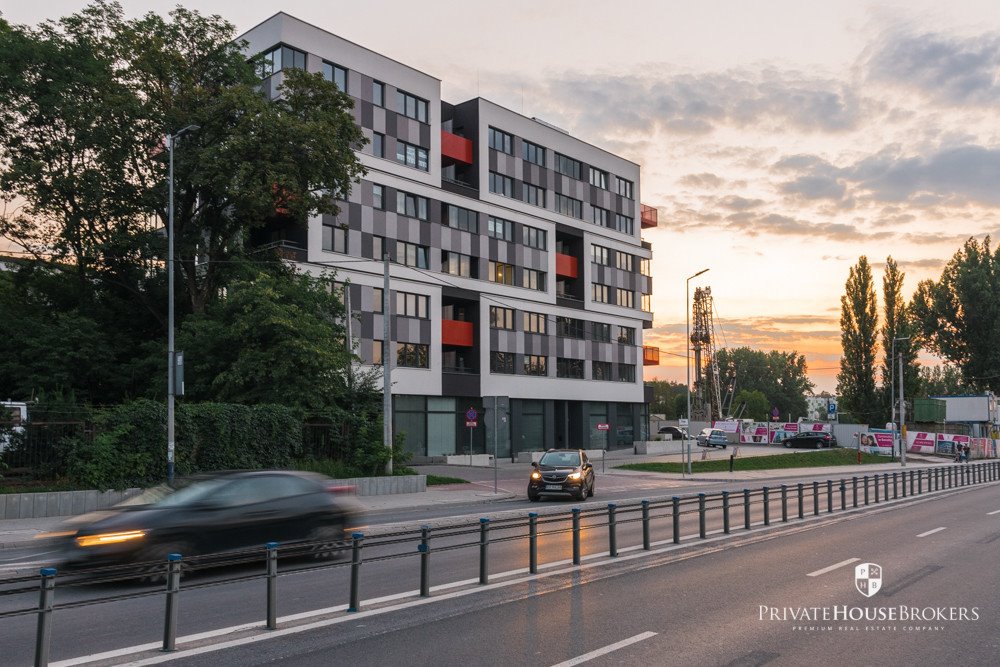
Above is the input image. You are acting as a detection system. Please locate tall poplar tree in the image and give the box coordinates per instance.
[879,257,919,424]
[837,256,879,425]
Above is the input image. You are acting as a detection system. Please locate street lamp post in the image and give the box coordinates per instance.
[890,336,910,465]
[166,124,199,485]
[686,268,709,476]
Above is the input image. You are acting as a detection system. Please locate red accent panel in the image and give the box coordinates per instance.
[441,130,473,164]
[643,346,660,366]
[641,203,658,228]
[442,319,474,347]
[555,253,579,279]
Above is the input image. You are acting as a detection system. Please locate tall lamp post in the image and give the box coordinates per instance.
[890,336,909,465]
[166,124,200,485]
[686,268,710,476]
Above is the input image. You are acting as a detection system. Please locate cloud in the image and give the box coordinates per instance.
[870,257,945,271]
[717,195,765,211]
[679,172,725,188]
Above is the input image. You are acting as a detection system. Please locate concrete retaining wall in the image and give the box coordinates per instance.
[444,454,495,467]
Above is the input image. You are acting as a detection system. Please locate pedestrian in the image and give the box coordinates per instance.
[964,444,971,462]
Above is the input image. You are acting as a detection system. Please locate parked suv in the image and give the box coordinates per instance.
[696,428,728,449]
[781,432,837,449]
[527,449,595,501]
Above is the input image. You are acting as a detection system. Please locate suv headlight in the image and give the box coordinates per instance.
[568,471,582,480]
[531,471,541,480]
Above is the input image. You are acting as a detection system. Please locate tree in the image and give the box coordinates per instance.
[837,256,879,425]
[714,347,812,420]
[646,380,686,418]
[731,389,769,421]
[879,256,919,424]
[910,237,1000,393]
[917,364,965,396]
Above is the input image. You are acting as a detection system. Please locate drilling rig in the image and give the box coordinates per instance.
[690,286,724,422]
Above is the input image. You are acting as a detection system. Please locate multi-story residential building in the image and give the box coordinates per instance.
[239,13,660,460]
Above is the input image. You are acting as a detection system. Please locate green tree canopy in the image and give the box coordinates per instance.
[837,256,879,425]
[646,380,687,418]
[731,389,769,421]
[714,347,813,420]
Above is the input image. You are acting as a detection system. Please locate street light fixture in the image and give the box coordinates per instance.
[686,268,710,476]
[166,124,200,484]
[890,336,910,466]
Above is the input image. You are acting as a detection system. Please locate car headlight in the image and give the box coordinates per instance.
[531,471,541,480]
[75,530,147,548]
[568,471,582,480]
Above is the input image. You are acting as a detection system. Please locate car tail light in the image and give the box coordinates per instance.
[327,485,356,495]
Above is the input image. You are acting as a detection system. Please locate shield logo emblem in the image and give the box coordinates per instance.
[855,563,883,597]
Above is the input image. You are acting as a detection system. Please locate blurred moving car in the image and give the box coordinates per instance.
[657,426,689,440]
[527,449,595,501]
[53,470,359,572]
[696,428,728,448]
[782,432,837,449]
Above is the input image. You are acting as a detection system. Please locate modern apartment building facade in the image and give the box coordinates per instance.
[239,13,660,460]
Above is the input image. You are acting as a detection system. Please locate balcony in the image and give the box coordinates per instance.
[643,346,660,366]
[640,204,658,229]
[442,319,474,347]
[555,253,579,279]
[441,130,473,165]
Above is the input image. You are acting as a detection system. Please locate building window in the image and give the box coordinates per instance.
[257,44,305,78]
[523,311,547,334]
[557,357,584,379]
[397,342,429,368]
[441,251,476,278]
[489,172,514,197]
[396,241,429,269]
[396,140,429,171]
[616,251,634,272]
[522,183,545,207]
[592,322,611,342]
[523,140,545,166]
[490,351,515,374]
[488,127,514,154]
[522,226,547,250]
[490,306,515,330]
[641,293,652,312]
[372,184,384,210]
[522,269,545,291]
[524,354,547,376]
[489,261,515,285]
[555,153,581,179]
[396,191,429,220]
[372,340,383,365]
[322,62,347,91]
[617,288,634,308]
[640,258,650,276]
[373,133,384,158]
[372,80,384,106]
[592,246,610,265]
[555,194,583,219]
[373,287,384,313]
[395,291,429,318]
[616,213,634,235]
[322,224,347,253]
[593,361,613,381]
[617,326,636,345]
[592,206,610,227]
[444,204,478,233]
[616,177,634,199]
[589,167,608,189]
[556,316,585,339]
[373,235,385,261]
[396,90,428,123]
[618,363,636,383]
[592,283,609,303]
[488,216,514,241]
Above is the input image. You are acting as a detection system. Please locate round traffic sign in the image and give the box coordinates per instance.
[466,407,478,421]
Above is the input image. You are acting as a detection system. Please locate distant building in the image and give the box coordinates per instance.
[805,394,837,421]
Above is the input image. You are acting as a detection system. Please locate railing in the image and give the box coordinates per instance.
[5,461,998,666]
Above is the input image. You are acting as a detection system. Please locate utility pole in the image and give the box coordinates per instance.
[899,351,906,468]
[383,254,393,475]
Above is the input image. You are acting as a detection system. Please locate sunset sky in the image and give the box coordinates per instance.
[7,1,1000,392]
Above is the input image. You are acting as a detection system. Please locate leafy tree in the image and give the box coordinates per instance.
[731,389,769,421]
[917,364,966,396]
[911,237,1000,393]
[714,347,812,420]
[837,256,879,425]
[879,257,919,423]
[646,380,686,418]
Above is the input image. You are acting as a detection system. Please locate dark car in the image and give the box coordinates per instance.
[782,431,837,449]
[54,470,359,574]
[657,426,689,440]
[527,449,595,501]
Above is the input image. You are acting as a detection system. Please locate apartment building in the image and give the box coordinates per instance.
[239,13,660,460]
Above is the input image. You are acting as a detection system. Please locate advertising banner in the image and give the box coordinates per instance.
[859,429,893,455]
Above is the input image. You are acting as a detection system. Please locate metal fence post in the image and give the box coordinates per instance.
[884,473,889,499]
[743,488,751,530]
[162,553,182,652]
[839,479,846,511]
[918,470,923,494]
[672,497,681,544]
[893,472,898,499]
[348,532,364,611]
[762,487,770,526]
[722,491,730,534]
[874,474,880,503]
[641,501,651,551]
[419,526,431,597]
[478,519,490,584]
[528,513,538,573]
[698,494,707,538]
[34,567,56,667]
[863,476,869,505]
[572,508,581,565]
[266,542,278,631]
[608,504,618,556]
[827,480,834,513]
[852,477,858,508]
[780,485,788,523]
[813,481,820,516]
[797,483,804,519]
[909,470,915,496]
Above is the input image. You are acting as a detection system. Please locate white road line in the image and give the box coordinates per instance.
[917,527,946,537]
[806,558,859,577]
[988,509,1000,515]
[548,632,658,667]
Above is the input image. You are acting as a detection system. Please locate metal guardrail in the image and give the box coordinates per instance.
[4,461,998,666]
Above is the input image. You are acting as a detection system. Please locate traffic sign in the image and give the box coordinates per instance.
[596,423,610,431]
[466,420,478,428]
[466,407,478,421]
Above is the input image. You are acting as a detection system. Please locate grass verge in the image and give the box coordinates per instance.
[616,448,892,474]
[426,474,470,485]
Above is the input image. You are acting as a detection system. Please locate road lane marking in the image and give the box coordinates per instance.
[806,558,859,577]
[549,632,658,667]
[917,527,946,537]
[988,509,1000,515]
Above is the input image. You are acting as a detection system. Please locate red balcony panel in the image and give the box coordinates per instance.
[441,130,473,164]
[643,346,660,366]
[555,253,579,279]
[442,319,474,347]
[640,203,658,229]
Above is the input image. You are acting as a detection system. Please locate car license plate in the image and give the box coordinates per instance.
[545,484,562,490]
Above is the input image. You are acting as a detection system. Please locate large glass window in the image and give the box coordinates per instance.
[444,204,478,233]
[373,184,384,209]
[592,206,610,227]
[522,312,547,334]
[397,343,429,368]
[592,245,610,265]
[616,176,634,199]
[593,361,613,381]
[524,355,547,376]
[488,216,514,241]
[640,258,650,276]
[589,167,608,189]
[555,194,583,219]
[522,226,547,250]
[490,306,515,330]
[616,251,634,272]
[396,241,429,269]
[521,269,545,291]
[489,261,515,285]
[441,251,476,278]
[396,140,429,171]
[523,140,545,165]
[395,395,427,457]
[396,90,429,123]
[618,364,636,382]
[522,183,545,207]
[556,316,585,339]
[642,293,651,312]
[490,351,515,374]
[592,283,609,303]
[372,81,384,106]
[615,213,634,235]
[489,172,514,197]
[396,191,429,220]
[557,357,584,379]
[617,288,634,308]
[257,45,305,78]
[426,397,456,457]
[617,326,636,345]
[555,153,582,179]
[322,224,347,253]
[322,62,347,91]
[488,127,513,154]
[372,133,384,158]
[592,322,611,342]
[395,291,429,318]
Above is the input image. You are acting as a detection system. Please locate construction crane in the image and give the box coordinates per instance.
[690,286,725,422]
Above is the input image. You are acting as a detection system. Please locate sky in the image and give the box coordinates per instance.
[6,1,1000,393]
